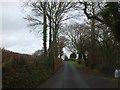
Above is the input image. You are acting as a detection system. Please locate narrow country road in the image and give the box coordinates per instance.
[40,61,118,88]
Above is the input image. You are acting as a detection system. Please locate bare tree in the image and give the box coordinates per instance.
[79,2,120,43]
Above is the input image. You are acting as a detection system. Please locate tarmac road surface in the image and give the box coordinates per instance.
[40,61,118,88]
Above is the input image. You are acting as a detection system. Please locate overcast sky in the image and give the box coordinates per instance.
[0,1,73,57]
[1,2,44,55]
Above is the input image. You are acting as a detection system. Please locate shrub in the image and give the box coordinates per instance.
[64,55,68,61]
[99,64,115,77]
[2,49,53,88]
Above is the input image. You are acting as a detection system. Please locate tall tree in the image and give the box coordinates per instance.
[24,1,77,58]
[24,1,48,54]
[43,2,47,54]
[80,2,120,43]
[46,2,77,57]
[58,36,65,58]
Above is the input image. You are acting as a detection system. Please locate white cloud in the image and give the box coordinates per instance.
[1,1,73,55]
[0,3,2,48]
[2,2,43,54]
[0,0,20,2]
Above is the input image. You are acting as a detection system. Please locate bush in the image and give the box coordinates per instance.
[64,55,68,61]
[100,65,115,77]
[77,59,81,64]
[69,58,76,61]
[2,49,53,88]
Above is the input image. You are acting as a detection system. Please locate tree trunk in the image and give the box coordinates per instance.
[53,22,59,58]
[43,2,47,55]
[49,9,52,49]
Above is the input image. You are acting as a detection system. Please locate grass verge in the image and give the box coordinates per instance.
[70,60,117,81]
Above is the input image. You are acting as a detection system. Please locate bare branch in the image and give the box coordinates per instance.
[78,2,104,24]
